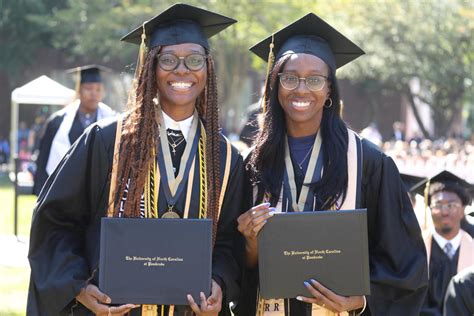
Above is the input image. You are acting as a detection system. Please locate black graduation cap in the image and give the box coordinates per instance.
[400,173,427,193]
[411,171,474,206]
[249,13,365,71]
[120,3,237,50]
[66,64,111,84]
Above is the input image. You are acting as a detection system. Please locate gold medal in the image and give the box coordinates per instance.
[161,211,180,219]
[161,205,180,218]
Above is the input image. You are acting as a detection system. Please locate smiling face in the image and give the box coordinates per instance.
[277,53,331,137]
[156,43,207,120]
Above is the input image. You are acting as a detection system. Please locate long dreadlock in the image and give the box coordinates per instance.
[112,46,221,242]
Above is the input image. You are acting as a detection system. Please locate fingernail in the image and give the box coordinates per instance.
[105,297,112,304]
[269,207,276,211]
[268,211,275,216]
[311,279,317,284]
[304,281,310,287]
[296,296,303,301]
[263,202,271,206]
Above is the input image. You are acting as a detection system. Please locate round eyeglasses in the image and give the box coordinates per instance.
[157,53,207,72]
[278,73,328,92]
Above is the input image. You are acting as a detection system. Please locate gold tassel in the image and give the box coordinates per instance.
[260,34,275,114]
[135,22,148,78]
[423,180,430,230]
[74,69,81,100]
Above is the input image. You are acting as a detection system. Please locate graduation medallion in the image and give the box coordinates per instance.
[162,205,180,219]
[162,211,180,219]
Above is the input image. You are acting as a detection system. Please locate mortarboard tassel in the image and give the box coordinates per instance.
[423,180,430,230]
[74,69,81,100]
[135,22,148,78]
[260,34,275,114]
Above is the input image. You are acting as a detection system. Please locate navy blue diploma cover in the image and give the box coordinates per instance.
[258,209,370,299]
[99,218,212,305]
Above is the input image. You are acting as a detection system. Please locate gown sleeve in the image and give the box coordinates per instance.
[443,267,474,316]
[361,140,429,315]
[27,120,115,315]
[211,145,245,310]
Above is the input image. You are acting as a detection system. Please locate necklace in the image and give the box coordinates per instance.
[297,144,314,170]
[168,136,186,155]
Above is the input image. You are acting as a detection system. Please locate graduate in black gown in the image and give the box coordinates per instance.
[410,171,474,316]
[235,14,428,316]
[33,65,115,195]
[443,266,474,315]
[27,4,243,316]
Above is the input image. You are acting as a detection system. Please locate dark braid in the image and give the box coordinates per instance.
[203,54,221,244]
[113,46,160,217]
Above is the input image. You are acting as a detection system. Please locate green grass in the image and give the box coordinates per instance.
[0,175,37,237]
[0,173,36,316]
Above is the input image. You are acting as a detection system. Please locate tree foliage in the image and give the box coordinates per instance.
[0,0,472,137]
[316,0,473,137]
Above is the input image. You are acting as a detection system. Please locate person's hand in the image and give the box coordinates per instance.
[76,284,139,315]
[296,279,364,313]
[187,279,222,316]
[237,203,275,241]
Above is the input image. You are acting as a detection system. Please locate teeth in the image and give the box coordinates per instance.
[292,101,310,107]
[170,82,192,88]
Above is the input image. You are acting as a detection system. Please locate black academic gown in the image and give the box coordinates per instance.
[443,266,474,316]
[420,240,460,316]
[27,117,244,316]
[235,139,428,316]
[33,111,91,196]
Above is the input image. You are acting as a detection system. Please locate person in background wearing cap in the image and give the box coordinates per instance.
[27,4,243,316]
[32,65,115,196]
[236,13,428,316]
[410,171,474,315]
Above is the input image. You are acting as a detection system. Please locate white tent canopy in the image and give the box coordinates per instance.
[10,75,75,159]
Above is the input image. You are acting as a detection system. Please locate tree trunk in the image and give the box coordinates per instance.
[405,86,430,139]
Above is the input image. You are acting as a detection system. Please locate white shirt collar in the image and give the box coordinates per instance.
[432,229,462,253]
[161,111,194,141]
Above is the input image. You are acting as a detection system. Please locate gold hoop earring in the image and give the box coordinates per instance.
[324,98,333,108]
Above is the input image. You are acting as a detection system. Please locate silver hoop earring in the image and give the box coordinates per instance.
[324,98,333,108]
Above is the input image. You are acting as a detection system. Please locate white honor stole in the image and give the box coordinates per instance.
[256,129,362,316]
[46,100,115,175]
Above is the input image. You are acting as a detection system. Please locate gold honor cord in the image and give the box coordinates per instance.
[198,123,207,219]
[284,132,322,212]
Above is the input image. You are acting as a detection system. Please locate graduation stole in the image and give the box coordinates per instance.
[108,113,233,316]
[255,128,363,316]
